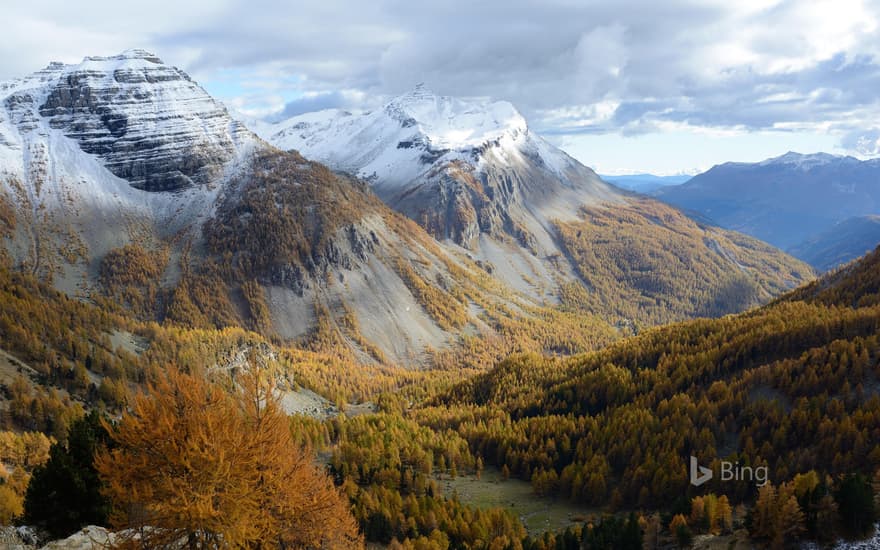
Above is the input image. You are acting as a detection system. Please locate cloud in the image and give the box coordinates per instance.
[842,128,880,156]
[270,90,369,121]
[2,0,879,157]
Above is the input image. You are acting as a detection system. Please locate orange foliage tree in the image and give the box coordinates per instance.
[95,367,362,549]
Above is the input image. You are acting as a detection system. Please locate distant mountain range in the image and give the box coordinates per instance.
[654,152,880,270]
[599,173,691,193]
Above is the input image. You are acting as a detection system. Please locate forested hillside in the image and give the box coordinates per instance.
[412,245,880,545]
[556,199,811,325]
[0,237,877,547]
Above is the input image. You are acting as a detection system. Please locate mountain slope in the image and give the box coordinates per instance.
[784,243,880,308]
[654,152,880,259]
[260,86,619,300]
[253,89,814,325]
[0,49,259,289]
[789,215,880,271]
[430,239,880,520]
[554,198,813,325]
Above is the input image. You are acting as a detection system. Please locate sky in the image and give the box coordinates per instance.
[2,0,879,174]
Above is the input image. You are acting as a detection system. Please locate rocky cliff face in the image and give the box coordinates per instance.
[0,50,260,290]
[26,49,252,191]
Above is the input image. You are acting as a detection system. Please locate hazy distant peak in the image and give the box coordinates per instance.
[759,151,847,170]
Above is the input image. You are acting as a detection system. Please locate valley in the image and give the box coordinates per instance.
[0,45,876,550]
[436,467,602,536]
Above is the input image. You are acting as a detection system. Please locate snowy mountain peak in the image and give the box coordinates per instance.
[105,48,161,61]
[382,86,527,150]
[81,48,164,65]
[258,88,540,193]
[398,82,433,101]
[1,50,256,192]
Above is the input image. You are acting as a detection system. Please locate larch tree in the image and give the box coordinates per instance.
[95,366,362,549]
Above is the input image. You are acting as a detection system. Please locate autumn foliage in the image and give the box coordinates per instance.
[95,367,362,549]
[555,198,813,325]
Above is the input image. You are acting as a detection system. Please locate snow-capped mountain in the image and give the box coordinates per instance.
[255,85,620,295]
[269,84,532,190]
[655,151,880,263]
[268,85,619,229]
[252,88,815,311]
[757,151,847,171]
[1,49,256,191]
[0,49,261,290]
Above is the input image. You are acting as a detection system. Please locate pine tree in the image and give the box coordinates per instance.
[23,410,110,538]
[835,473,877,539]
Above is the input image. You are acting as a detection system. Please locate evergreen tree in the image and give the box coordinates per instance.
[23,410,110,538]
[835,473,877,539]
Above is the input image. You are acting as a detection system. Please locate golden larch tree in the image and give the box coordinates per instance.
[95,366,362,549]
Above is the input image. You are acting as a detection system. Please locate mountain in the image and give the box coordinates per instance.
[654,152,880,260]
[599,173,691,193]
[260,85,617,293]
[2,51,594,365]
[252,88,813,325]
[0,49,258,287]
[787,215,880,272]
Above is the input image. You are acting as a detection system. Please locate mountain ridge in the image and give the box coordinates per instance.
[789,215,880,272]
[655,151,880,263]
[250,88,813,318]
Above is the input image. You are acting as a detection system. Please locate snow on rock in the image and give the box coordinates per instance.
[264,83,533,190]
[3,49,257,192]
[0,50,264,292]
[759,151,850,171]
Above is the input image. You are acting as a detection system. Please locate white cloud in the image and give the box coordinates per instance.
[842,128,880,156]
